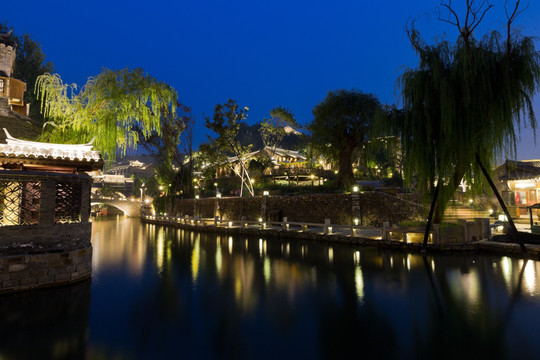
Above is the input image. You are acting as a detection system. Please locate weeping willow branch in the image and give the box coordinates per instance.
[394,0,540,223]
[35,68,178,160]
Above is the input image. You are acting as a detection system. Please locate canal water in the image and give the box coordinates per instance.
[2,217,540,359]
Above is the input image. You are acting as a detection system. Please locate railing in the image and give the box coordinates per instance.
[0,76,25,102]
[142,214,444,244]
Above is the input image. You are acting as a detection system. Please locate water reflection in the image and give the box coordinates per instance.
[6,218,540,359]
[0,280,91,359]
[91,216,147,277]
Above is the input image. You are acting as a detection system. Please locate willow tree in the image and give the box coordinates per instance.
[35,68,177,159]
[394,0,540,248]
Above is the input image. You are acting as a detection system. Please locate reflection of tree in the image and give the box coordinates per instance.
[0,280,91,359]
[412,256,530,359]
[317,247,399,359]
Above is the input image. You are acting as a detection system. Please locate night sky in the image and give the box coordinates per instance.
[3,0,540,161]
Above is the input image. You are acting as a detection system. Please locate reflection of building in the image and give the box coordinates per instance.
[494,160,540,216]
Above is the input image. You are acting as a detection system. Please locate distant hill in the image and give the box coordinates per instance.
[237,122,304,151]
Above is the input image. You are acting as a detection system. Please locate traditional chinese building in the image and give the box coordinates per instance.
[494,159,540,216]
[0,129,103,293]
[0,30,41,143]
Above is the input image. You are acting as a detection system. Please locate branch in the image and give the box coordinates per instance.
[439,0,461,31]
[505,0,528,52]
[468,1,494,34]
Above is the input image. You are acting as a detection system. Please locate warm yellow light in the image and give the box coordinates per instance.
[310,174,315,179]
[263,190,269,196]
[216,193,222,198]
[144,199,150,204]
[159,185,164,191]
[352,186,359,192]
[469,199,473,203]
[195,195,200,199]
[354,218,359,226]
[250,179,255,184]
[214,182,218,187]
[489,209,493,214]
[258,218,263,222]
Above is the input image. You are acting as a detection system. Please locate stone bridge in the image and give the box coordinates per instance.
[91,196,142,217]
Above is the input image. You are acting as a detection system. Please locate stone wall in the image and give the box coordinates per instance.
[0,170,94,292]
[0,43,15,77]
[0,246,92,293]
[171,192,424,226]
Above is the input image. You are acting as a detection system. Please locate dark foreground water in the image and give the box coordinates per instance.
[2,217,540,359]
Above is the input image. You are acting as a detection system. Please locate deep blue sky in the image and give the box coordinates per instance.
[3,0,540,161]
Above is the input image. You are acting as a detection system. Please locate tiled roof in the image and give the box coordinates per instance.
[0,128,102,169]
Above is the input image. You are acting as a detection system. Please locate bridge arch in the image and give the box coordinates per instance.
[91,198,141,217]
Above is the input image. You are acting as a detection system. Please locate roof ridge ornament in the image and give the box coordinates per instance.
[3,128,96,149]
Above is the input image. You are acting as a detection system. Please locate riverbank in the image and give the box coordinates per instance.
[141,215,540,260]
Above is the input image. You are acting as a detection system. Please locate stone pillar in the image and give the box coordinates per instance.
[351,193,361,226]
[39,179,56,226]
[80,179,91,223]
[282,216,289,231]
[261,195,267,221]
[382,221,390,240]
[458,219,468,242]
[324,218,332,235]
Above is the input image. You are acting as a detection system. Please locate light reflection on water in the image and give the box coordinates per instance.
[87,218,540,359]
[4,217,540,359]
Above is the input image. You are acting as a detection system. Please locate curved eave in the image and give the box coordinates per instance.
[0,153,104,172]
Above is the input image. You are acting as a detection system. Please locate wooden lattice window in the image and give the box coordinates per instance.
[55,183,82,224]
[0,180,41,226]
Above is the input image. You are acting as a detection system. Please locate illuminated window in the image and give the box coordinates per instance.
[55,182,82,223]
[0,78,4,94]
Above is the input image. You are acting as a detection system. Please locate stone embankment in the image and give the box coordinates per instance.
[0,248,92,294]
[142,214,540,260]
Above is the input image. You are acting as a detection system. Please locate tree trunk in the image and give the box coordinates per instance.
[432,163,468,224]
[475,154,526,252]
[423,182,440,249]
[338,142,355,188]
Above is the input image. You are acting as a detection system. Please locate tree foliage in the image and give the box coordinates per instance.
[35,68,177,160]
[137,101,193,195]
[391,0,540,221]
[259,106,298,153]
[205,99,255,196]
[311,89,382,188]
